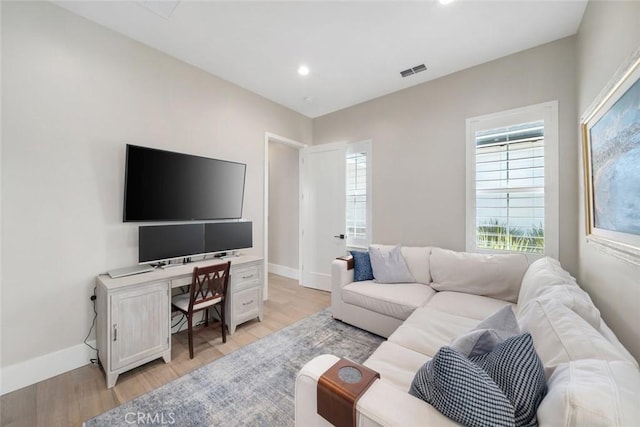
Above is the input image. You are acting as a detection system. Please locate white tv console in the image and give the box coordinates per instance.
[96,255,263,388]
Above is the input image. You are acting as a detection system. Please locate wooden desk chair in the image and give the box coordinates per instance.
[171,261,231,359]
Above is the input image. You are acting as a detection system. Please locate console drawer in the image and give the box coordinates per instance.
[232,287,261,322]
[231,265,261,292]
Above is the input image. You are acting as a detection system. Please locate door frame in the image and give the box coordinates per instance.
[264,132,307,294]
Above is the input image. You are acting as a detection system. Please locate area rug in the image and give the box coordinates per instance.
[84,309,384,427]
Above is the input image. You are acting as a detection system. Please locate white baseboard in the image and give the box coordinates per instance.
[268,263,300,280]
[0,341,96,395]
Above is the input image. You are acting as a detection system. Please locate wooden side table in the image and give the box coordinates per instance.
[317,358,380,427]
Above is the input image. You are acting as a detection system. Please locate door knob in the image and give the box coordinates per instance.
[334,234,345,239]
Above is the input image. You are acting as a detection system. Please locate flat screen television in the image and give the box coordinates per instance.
[123,144,246,222]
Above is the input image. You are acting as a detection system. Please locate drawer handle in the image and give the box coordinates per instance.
[242,300,254,306]
[241,274,254,279]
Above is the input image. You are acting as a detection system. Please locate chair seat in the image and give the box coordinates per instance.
[172,292,222,312]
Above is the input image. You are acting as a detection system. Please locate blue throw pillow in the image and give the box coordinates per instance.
[350,251,374,281]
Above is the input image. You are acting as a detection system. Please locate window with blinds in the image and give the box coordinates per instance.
[346,151,368,244]
[474,121,545,254]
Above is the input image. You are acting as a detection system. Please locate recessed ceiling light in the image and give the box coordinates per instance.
[304,97,313,104]
[439,0,455,4]
[138,1,181,19]
[298,65,310,76]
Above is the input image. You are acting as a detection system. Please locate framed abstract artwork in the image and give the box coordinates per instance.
[582,49,640,259]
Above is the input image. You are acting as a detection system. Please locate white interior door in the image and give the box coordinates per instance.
[301,143,346,291]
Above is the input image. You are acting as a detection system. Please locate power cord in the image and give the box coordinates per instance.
[171,312,186,330]
[84,286,100,366]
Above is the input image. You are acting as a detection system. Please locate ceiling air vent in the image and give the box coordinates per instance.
[400,64,427,78]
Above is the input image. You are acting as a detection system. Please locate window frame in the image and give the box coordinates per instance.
[346,140,372,249]
[465,101,559,260]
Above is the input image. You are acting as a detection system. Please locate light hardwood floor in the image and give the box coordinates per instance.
[0,274,330,427]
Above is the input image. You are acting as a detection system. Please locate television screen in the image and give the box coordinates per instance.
[139,223,204,263]
[124,145,246,222]
[205,221,253,253]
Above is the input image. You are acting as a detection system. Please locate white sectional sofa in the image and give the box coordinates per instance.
[295,246,640,427]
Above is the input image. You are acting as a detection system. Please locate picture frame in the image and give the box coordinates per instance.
[581,48,640,261]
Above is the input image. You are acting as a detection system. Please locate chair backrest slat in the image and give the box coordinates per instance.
[189,261,231,310]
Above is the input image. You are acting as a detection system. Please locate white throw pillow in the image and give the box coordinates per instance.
[369,245,415,283]
[537,360,640,426]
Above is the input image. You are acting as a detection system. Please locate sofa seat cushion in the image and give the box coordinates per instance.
[426,291,516,320]
[342,281,436,321]
[537,360,640,427]
[430,248,528,303]
[388,307,478,357]
[518,300,631,378]
[364,341,429,392]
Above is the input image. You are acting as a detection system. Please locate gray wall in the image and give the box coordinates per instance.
[1,1,311,368]
[4,0,640,380]
[313,37,579,276]
[576,1,640,361]
[268,142,299,270]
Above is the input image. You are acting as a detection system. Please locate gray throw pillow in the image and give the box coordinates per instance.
[471,333,547,427]
[451,305,520,358]
[409,346,516,427]
[368,245,415,283]
[410,333,547,427]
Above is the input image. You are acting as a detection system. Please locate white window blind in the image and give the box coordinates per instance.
[475,121,545,254]
[346,151,367,244]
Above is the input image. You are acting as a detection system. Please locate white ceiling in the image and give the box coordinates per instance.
[53,1,588,118]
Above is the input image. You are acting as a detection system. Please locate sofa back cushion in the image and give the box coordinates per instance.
[517,257,601,329]
[401,246,432,285]
[537,360,640,427]
[518,300,630,378]
[518,257,575,306]
[519,283,601,329]
[430,248,529,303]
